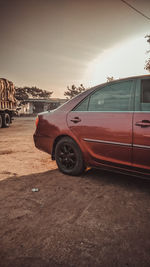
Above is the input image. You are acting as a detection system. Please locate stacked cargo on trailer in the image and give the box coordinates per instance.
[0,78,16,128]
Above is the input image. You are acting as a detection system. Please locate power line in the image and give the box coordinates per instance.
[120,0,150,21]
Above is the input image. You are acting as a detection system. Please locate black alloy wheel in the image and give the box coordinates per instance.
[3,113,10,127]
[55,137,85,175]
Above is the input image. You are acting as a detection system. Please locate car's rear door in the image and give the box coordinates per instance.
[133,78,150,172]
[67,80,135,167]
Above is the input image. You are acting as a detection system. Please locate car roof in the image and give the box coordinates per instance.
[90,74,150,91]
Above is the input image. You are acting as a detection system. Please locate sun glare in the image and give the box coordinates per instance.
[83,35,149,87]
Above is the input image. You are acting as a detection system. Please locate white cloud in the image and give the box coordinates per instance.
[83,34,149,88]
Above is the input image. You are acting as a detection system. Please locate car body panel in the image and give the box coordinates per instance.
[132,77,150,171]
[133,112,150,170]
[34,111,87,158]
[67,111,133,166]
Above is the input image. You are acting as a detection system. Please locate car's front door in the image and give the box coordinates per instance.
[67,80,135,168]
[133,78,150,172]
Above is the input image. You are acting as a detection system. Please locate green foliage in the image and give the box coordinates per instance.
[107,76,114,82]
[15,86,53,101]
[64,84,86,99]
[145,35,150,72]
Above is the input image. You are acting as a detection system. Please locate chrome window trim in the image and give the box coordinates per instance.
[72,111,150,113]
[134,111,150,113]
[72,111,134,113]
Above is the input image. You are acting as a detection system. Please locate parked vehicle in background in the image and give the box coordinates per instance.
[0,78,16,128]
[34,75,150,179]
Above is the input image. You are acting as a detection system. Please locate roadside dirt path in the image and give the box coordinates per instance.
[0,117,150,267]
[0,117,56,181]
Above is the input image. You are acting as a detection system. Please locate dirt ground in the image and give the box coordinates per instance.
[0,117,150,267]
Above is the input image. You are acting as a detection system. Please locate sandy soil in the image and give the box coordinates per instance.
[0,117,150,267]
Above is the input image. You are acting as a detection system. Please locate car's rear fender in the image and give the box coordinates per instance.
[51,133,89,164]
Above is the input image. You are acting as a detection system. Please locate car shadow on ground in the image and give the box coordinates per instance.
[0,167,150,196]
[82,168,150,194]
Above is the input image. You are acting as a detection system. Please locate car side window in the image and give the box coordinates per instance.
[73,96,89,111]
[88,81,133,112]
[140,79,150,111]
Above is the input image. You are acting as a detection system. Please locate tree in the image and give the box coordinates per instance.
[106,76,114,82]
[145,35,150,72]
[15,86,53,107]
[15,86,53,101]
[64,84,86,99]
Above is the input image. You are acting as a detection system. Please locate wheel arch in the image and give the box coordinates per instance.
[52,134,82,160]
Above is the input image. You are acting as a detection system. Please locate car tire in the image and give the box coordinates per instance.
[2,113,10,127]
[55,137,85,176]
[0,115,2,128]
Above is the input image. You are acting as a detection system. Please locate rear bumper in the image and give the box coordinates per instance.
[33,134,52,155]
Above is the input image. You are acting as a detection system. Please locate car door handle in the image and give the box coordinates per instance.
[70,117,81,123]
[135,120,150,127]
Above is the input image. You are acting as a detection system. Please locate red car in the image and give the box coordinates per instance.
[33,75,150,179]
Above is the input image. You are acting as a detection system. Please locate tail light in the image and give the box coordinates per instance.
[35,116,39,127]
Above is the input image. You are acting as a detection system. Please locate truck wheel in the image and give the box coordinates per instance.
[0,115,2,128]
[3,113,10,127]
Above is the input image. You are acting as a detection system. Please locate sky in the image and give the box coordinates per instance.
[0,0,150,98]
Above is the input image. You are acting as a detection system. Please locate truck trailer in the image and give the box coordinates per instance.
[0,78,16,128]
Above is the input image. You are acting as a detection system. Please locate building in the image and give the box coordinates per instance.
[18,98,67,115]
